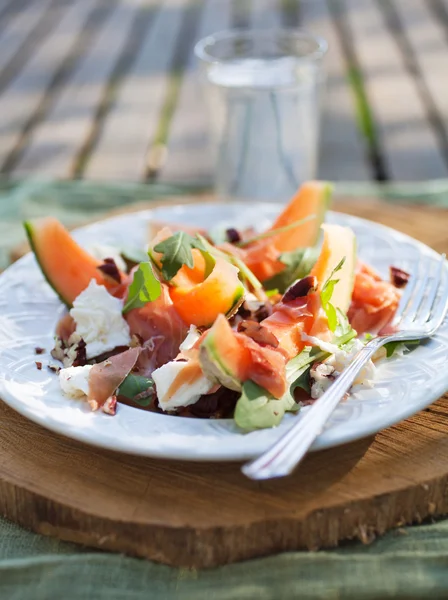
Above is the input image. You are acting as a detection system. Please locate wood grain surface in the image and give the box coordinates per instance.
[2,197,448,568]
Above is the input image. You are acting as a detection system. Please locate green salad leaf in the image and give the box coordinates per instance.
[265,288,279,298]
[123,262,161,313]
[153,232,206,281]
[234,380,299,431]
[120,246,150,267]
[290,367,311,396]
[117,374,154,407]
[383,339,419,358]
[333,309,357,348]
[264,246,319,293]
[320,258,345,332]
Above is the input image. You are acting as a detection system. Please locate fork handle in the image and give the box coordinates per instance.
[242,338,385,480]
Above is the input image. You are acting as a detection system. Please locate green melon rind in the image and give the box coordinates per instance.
[24,220,72,308]
[199,330,242,392]
[225,285,245,321]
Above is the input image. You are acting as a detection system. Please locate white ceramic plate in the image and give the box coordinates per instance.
[0,203,447,461]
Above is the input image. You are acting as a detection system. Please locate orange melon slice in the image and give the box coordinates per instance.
[169,257,245,327]
[24,217,126,307]
[199,314,287,398]
[149,226,207,288]
[310,223,357,313]
[243,181,332,281]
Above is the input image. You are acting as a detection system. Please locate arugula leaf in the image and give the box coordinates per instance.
[123,262,161,313]
[153,232,206,281]
[384,341,401,358]
[290,365,311,396]
[286,345,325,374]
[120,246,150,267]
[118,374,154,407]
[384,339,420,358]
[265,288,279,298]
[320,258,345,332]
[335,308,352,337]
[264,246,319,293]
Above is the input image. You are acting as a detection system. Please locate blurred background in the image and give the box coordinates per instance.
[0,0,447,189]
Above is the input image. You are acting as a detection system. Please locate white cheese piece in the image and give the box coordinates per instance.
[301,333,340,355]
[87,244,127,272]
[179,325,200,352]
[326,338,376,387]
[152,360,214,411]
[59,365,93,399]
[310,363,335,399]
[70,280,131,359]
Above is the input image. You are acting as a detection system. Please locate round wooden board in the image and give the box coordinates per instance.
[2,197,448,569]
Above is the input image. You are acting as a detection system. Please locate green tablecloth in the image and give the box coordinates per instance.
[1,178,448,599]
[2,517,448,599]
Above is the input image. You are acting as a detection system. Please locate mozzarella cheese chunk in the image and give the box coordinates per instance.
[59,365,93,399]
[310,363,335,399]
[179,325,200,352]
[70,280,131,359]
[152,360,214,411]
[326,338,376,386]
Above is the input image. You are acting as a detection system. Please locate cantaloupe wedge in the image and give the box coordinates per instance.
[199,314,287,398]
[269,181,333,252]
[24,217,125,307]
[243,181,333,281]
[170,258,245,327]
[310,223,357,313]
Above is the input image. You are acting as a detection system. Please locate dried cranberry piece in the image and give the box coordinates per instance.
[237,320,279,348]
[97,258,122,284]
[73,339,87,367]
[283,275,317,303]
[390,266,410,289]
[238,299,271,322]
[225,228,242,243]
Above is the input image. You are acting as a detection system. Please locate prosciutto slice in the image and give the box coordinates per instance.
[55,313,76,343]
[348,261,401,334]
[125,284,188,373]
[88,347,140,412]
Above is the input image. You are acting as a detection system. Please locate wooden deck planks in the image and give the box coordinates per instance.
[12,0,145,178]
[0,0,54,76]
[0,0,107,173]
[392,0,448,161]
[158,0,232,185]
[345,0,448,180]
[301,0,371,181]
[0,0,446,183]
[84,0,191,182]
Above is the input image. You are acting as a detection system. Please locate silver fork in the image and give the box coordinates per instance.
[242,254,448,480]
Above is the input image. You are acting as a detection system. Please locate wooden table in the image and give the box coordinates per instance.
[0,0,447,185]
